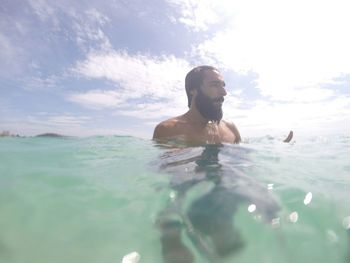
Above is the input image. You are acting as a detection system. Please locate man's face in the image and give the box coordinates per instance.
[194,69,227,122]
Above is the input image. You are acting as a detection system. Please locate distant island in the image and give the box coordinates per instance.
[1,131,67,138]
[35,133,67,138]
[0,131,21,137]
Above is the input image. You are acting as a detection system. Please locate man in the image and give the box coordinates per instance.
[153,65,241,145]
[153,66,244,263]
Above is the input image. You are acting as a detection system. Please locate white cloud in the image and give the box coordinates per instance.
[28,0,61,30]
[85,8,110,25]
[27,0,112,51]
[24,114,90,127]
[0,98,11,116]
[0,32,25,76]
[70,50,191,116]
[193,0,350,103]
[224,93,350,136]
[47,115,91,125]
[72,9,112,52]
[163,0,350,136]
[2,113,149,138]
[0,114,94,136]
[28,0,56,22]
[116,102,185,120]
[68,90,123,109]
[23,76,59,90]
[0,32,16,59]
[167,0,221,31]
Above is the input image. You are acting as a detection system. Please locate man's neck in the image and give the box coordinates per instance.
[183,106,213,127]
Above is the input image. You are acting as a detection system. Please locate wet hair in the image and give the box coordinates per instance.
[185,65,218,108]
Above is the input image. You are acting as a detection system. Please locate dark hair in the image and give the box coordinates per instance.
[185,65,218,108]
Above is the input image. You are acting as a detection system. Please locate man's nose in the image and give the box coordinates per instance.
[219,86,227,97]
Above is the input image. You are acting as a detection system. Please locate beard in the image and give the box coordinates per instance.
[195,88,224,122]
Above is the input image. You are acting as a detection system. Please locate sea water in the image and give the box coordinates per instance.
[0,135,349,263]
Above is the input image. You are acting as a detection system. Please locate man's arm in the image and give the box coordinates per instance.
[226,122,241,144]
[153,120,178,140]
[153,122,168,139]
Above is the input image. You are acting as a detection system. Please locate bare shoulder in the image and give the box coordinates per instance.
[223,120,241,143]
[153,116,185,139]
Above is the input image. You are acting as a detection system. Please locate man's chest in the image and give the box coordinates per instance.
[185,123,236,144]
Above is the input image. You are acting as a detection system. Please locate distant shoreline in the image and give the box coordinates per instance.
[0,131,67,138]
[0,131,22,137]
[35,133,67,138]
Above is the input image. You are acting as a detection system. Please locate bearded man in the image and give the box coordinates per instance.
[153,65,241,144]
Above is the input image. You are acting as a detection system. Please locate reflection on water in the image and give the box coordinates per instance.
[156,144,280,262]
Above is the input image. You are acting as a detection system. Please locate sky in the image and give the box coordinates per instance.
[1,0,350,138]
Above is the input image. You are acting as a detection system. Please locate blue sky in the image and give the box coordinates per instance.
[1,0,350,138]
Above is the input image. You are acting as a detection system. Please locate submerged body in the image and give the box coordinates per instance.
[157,144,280,262]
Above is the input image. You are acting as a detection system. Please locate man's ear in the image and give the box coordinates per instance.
[190,88,197,97]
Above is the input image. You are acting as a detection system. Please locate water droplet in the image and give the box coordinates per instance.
[304,192,312,205]
[254,214,262,222]
[271,217,280,228]
[122,251,141,263]
[169,191,177,201]
[342,216,350,229]
[248,204,256,213]
[289,211,298,223]
[326,230,339,243]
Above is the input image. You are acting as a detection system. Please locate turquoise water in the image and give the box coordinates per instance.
[0,135,349,263]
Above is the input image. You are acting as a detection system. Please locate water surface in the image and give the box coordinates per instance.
[0,135,349,262]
